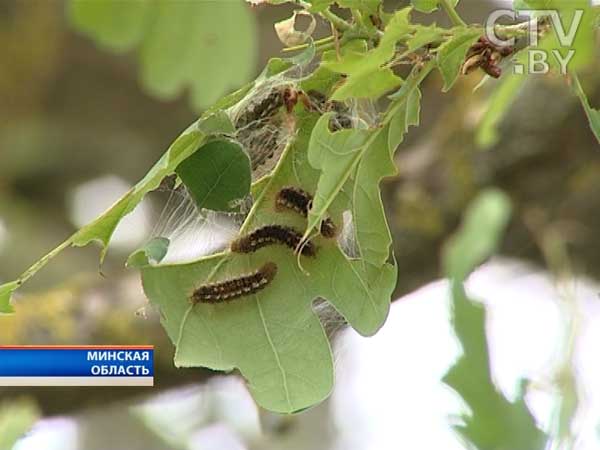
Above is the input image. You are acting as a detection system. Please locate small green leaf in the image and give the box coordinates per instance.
[411,0,439,13]
[333,69,403,100]
[176,139,251,212]
[388,59,433,150]
[388,88,421,151]
[437,28,481,92]
[324,8,412,100]
[0,281,18,314]
[406,24,445,52]
[127,237,170,269]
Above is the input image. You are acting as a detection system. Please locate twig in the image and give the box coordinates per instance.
[439,0,466,27]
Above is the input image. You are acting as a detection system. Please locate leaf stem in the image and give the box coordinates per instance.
[282,35,335,53]
[439,0,466,27]
[320,7,352,32]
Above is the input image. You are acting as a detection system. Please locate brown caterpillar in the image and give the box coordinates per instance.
[275,187,337,238]
[190,262,278,304]
[231,225,316,257]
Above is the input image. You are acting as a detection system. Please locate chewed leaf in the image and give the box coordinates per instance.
[352,129,396,267]
[127,237,170,269]
[176,139,251,212]
[71,127,205,252]
[142,107,396,413]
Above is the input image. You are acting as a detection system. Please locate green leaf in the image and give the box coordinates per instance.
[0,399,40,450]
[68,0,151,52]
[127,237,170,269]
[406,24,445,52]
[176,139,251,212]
[142,110,396,413]
[0,281,18,314]
[352,128,396,267]
[388,87,421,151]
[387,58,434,150]
[572,74,600,144]
[69,0,257,111]
[306,114,373,237]
[442,190,546,450]
[349,64,428,268]
[436,28,481,92]
[323,8,412,100]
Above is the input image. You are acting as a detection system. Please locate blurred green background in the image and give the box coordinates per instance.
[1,0,599,449]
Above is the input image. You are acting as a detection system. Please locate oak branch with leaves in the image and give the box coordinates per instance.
[1,0,597,430]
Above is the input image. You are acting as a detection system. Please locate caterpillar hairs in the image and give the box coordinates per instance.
[275,187,337,238]
[190,262,278,304]
[231,225,316,257]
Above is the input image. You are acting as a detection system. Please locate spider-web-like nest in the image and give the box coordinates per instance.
[146,64,378,338]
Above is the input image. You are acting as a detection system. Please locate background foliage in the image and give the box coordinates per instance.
[0,0,598,448]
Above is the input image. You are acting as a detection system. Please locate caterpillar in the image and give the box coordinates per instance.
[231,225,316,257]
[190,262,278,304]
[275,187,337,238]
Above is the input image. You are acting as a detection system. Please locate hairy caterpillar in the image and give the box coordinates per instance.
[190,262,278,304]
[231,225,316,257]
[275,187,337,238]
